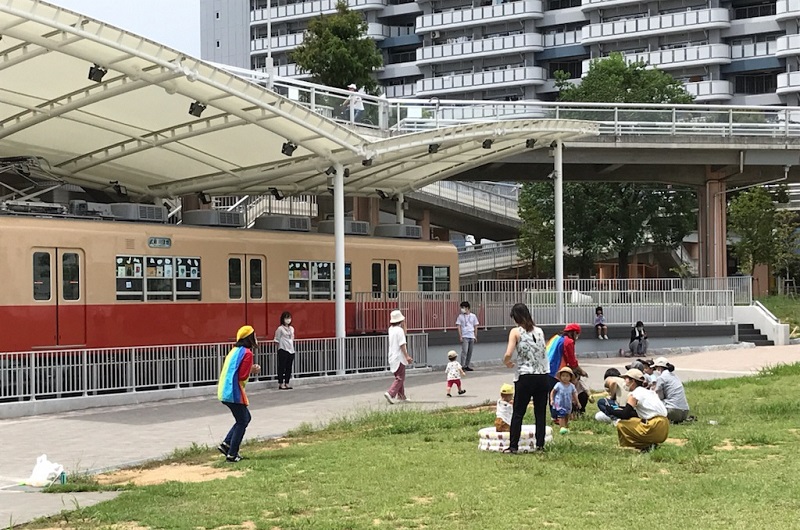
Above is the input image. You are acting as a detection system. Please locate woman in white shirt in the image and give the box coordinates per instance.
[604,368,669,452]
[502,303,549,453]
[274,311,295,390]
[384,310,412,404]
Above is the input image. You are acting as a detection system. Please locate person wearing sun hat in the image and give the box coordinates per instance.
[217,325,261,462]
[652,357,691,423]
[384,309,413,404]
[345,83,365,122]
[550,367,579,434]
[495,383,515,432]
[604,368,669,452]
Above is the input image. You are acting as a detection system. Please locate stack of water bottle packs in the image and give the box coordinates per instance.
[478,426,553,452]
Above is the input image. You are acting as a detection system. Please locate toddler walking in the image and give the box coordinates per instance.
[445,350,467,397]
[550,367,579,434]
[495,383,514,432]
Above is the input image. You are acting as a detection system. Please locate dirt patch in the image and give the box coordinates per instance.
[97,463,244,486]
[665,438,687,446]
[659,469,670,475]
[714,439,767,451]
[411,496,433,505]
[37,524,149,530]
[216,522,257,530]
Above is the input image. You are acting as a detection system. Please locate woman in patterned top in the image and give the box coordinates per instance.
[502,303,549,453]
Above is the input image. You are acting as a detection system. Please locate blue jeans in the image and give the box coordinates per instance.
[223,402,251,458]
[460,338,475,368]
[597,398,619,416]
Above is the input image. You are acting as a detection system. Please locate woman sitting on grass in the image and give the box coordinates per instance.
[653,356,692,423]
[604,368,669,452]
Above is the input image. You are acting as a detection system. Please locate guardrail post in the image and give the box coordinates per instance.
[336,336,345,376]
[614,107,620,136]
[671,108,676,135]
[29,352,35,401]
[82,350,88,397]
[728,109,733,137]
[662,290,667,324]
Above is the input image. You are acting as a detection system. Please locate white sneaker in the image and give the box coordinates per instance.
[603,335,609,340]
[398,396,410,402]
[384,392,395,405]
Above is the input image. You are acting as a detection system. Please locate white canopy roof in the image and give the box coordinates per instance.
[0,0,598,199]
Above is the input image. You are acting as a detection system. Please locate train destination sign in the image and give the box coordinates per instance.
[148,237,172,249]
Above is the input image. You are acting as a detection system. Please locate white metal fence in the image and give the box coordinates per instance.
[355,290,734,333]
[464,277,753,305]
[0,334,428,403]
[413,180,521,220]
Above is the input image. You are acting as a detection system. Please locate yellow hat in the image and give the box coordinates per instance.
[500,383,514,395]
[236,325,255,341]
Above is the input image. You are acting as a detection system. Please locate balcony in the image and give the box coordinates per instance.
[776,35,800,58]
[683,80,733,101]
[251,23,390,54]
[417,0,543,33]
[415,66,547,96]
[544,30,582,47]
[582,44,731,74]
[255,63,312,78]
[417,33,544,65]
[582,9,730,44]
[777,0,800,21]
[252,0,386,24]
[384,83,417,98]
[777,71,800,94]
[581,0,644,11]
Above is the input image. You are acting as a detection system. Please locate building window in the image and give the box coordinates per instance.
[33,252,51,301]
[417,265,450,292]
[62,253,80,301]
[548,0,580,10]
[549,61,581,79]
[734,73,777,94]
[733,2,776,19]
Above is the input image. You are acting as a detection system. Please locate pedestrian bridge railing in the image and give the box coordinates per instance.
[355,290,734,333]
[0,334,428,405]
[462,277,752,305]
[459,240,522,276]
[413,181,520,221]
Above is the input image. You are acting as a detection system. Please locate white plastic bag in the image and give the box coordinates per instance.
[26,454,64,487]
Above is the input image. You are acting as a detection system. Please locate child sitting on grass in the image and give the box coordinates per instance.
[550,367,579,434]
[573,366,594,416]
[495,383,514,432]
[445,350,467,397]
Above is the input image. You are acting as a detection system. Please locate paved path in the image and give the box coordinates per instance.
[1,344,798,526]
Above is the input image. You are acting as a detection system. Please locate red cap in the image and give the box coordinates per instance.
[564,323,582,333]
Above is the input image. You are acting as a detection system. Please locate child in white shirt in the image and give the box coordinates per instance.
[495,383,514,432]
[445,350,466,397]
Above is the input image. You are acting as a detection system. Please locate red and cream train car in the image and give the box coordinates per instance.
[0,215,458,352]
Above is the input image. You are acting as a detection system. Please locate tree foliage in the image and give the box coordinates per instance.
[291,1,383,93]
[517,182,554,277]
[773,210,800,280]
[544,53,696,278]
[728,187,777,274]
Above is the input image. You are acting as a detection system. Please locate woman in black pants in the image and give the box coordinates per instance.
[274,311,295,390]
[502,303,550,453]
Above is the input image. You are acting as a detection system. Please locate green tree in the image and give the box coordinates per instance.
[291,1,383,93]
[728,187,777,275]
[552,53,696,278]
[771,209,800,283]
[517,182,555,277]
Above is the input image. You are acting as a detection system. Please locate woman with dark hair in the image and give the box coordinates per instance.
[628,321,648,356]
[274,311,296,390]
[502,303,549,453]
[653,357,691,423]
[217,325,261,462]
[604,368,669,452]
[595,367,630,423]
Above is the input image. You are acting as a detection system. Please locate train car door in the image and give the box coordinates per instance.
[32,248,86,347]
[371,260,400,301]
[228,255,267,337]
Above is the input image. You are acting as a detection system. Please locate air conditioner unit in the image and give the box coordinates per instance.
[253,215,311,232]
[374,223,422,239]
[110,203,168,223]
[182,209,243,227]
[317,219,371,236]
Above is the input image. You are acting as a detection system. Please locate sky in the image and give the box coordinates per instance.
[48,0,201,56]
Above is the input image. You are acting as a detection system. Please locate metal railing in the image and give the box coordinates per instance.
[412,181,520,220]
[213,62,800,138]
[466,277,752,305]
[0,334,428,403]
[354,290,734,333]
[459,240,522,276]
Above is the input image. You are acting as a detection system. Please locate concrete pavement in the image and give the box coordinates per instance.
[2,344,799,526]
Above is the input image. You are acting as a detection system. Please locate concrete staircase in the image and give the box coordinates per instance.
[738,323,775,346]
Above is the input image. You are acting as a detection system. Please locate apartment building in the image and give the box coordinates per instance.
[200,0,800,105]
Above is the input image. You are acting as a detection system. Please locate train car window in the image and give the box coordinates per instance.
[62,253,80,301]
[288,261,310,300]
[371,263,382,298]
[332,262,352,300]
[146,257,174,301]
[311,261,332,300]
[417,266,434,292]
[249,259,263,300]
[176,257,202,301]
[387,263,398,298]
[229,258,242,299]
[434,266,451,292]
[33,252,51,301]
[116,256,144,301]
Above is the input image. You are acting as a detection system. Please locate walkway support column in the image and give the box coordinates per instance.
[554,139,565,324]
[698,178,727,278]
[396,192,404,224]
[333,162,346,374]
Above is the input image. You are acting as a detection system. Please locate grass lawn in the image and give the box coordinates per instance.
[31,364,800,530]
[758,295,800,335]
